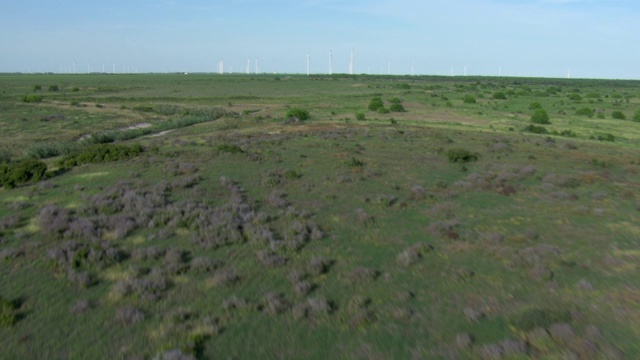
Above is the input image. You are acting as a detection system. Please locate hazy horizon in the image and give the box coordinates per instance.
[1,0,639,79]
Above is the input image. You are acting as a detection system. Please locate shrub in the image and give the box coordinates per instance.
[0,149,10,164]
[48,85,59,92]
[446,148,479,163]
[611,111,626,120]
[462,95,476,104]
[21,94,43,103]
[523,124,548,134]
[531,109,550,124]
[59,144,143,167]
[389,103,406,112]
[377,107,390,114]
[346,157,365,167]
[286,108,310,121]
[575,108,594,117]
[355,112,365,121]
[591,133,615,142]
[115,306,145,325]
[568,93,582,101]
[216,144,244,154]
[529,102,542,110]
[27,141,78,159]
[368,97,384,111]
[33,85,42,91]
[0,158,47,188]
[0,296,17,327]
[633,110,640,122]
[493,92,507,100]
[71,87,80,92]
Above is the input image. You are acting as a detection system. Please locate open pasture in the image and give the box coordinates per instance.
[1,73,639,359]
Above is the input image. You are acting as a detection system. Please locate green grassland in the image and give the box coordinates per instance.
[1,73,639,359]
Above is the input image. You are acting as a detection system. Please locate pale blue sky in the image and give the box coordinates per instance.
[1,0,638,78]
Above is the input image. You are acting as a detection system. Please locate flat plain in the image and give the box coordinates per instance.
[0,73,639,359]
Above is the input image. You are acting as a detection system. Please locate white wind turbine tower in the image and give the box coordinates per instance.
[255,58,258,74]
[349,49,354,75]
[329,50,333,75]
[307,53,310,76]
[246,58,250,74]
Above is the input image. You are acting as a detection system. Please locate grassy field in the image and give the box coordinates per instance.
[1,73,639,359]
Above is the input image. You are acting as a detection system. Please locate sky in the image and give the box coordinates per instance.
[1,0,639,79]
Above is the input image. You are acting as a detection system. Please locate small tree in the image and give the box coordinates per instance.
[368,97,384,111]
[529,102,542,110]
[633,110,640,122]
[611,111,626,120]
[355,112,366,121]
[531,109,550,124]
[48,85,59,92]
[575,108,594,117]
[389,103,406,112]
[463,95,476,104]
[493,92,507,100]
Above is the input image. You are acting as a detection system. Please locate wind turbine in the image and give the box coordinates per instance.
[255,58,258,74]
[329,50,333,75]
[307,53,310,76]
[349,49,354,75]
[247,58,250,74]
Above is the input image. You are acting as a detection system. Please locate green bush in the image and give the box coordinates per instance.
[568,93,582,101]
[575,108,594,117]
[389,103,406,112]
[0,296,17,327]
[133,105,154,113]
[462,95,476,104]
[286,108,310,121]
[528,102,542,110]
[368,97,384,111]
[524,124,548,134]
[611,111,626,120]
[591,133,615,142]
[633,110,640,122]
[355,112,366,121]
[377,107,390,114]
[556,129,577,137]
[0,149,10,164]
[0,159,47,188]
[346,157,365,167]
[493,92,507,100]
[389,97,403,104]
[48,85,59,92]
[72,87,80,92]
[531,109,550,124]
[33,85,42,91]
[216,144,244,154]
[27,142,78,159]
[446,148,479,163]
[21,94,43,103]
[59,144,143,167]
